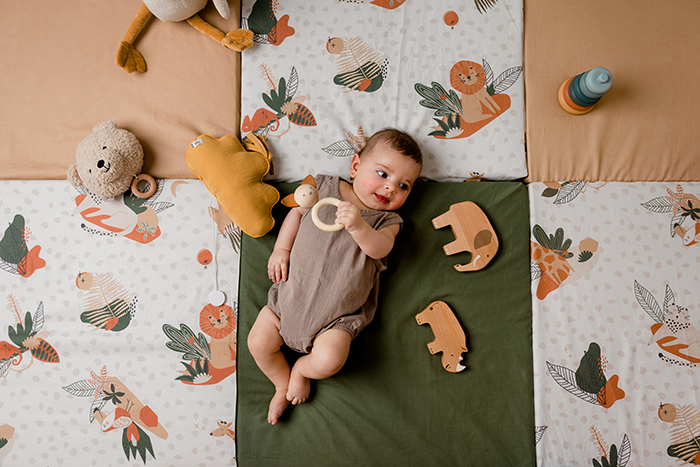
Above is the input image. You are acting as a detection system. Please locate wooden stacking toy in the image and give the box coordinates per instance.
[558,67,613,115]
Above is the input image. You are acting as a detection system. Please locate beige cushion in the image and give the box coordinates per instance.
[0,0,242,180]
[525,0,700,182]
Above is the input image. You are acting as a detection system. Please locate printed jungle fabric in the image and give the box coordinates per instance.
[530,182,700,466]
[241,0,525,182]
[0,180,240,466]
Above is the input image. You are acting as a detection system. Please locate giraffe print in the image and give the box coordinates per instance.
[531,242,572,300]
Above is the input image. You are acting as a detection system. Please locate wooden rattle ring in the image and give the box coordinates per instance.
[311,197,344,232]
[130,174,157,199]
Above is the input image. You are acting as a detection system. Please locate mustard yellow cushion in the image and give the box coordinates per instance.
[186,133,279,238]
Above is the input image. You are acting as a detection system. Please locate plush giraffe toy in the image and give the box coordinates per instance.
[116,0,254,73]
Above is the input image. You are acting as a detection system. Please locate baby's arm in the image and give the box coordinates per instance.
[335,201,400,260]
[268,207,304,283]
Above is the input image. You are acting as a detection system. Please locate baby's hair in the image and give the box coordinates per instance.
[360,128,423,166]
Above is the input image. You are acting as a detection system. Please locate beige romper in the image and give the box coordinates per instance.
[267,174,402,353]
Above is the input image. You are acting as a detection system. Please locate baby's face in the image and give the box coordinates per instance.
[349,141,422,211]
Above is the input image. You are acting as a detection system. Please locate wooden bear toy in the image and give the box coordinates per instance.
[432,201,499,272]
[415,301,468,373]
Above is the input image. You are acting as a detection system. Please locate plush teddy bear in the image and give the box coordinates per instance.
[68,121,154,199]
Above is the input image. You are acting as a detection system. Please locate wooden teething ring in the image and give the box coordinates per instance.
[130,174,157,199]
[311,197,344,232]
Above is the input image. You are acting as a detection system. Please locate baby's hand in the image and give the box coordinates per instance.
[335,201,366,233]
[268,248,290,283]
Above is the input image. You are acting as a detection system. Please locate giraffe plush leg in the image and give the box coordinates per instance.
[116,2,151,73]
[186,15,254,52]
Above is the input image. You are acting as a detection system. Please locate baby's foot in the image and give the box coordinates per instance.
[268,389,290,425]
[286,366,311,405]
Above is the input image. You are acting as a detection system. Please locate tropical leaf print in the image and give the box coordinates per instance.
[30,338,59,363]
[415,59,518,139]
[532,225,573,258]
[62,365,110,422]
[2,299,59,374]
[8,311,32,349]
[546,361,599,405]
[288,104,316,126]
[491,66,523,95]
[63,379,102,398]
[246,0,277,35]
[322,127,366,158]
[79,273,136,332]
[122,423,155,463]
[414,82,463,118]
[322,140,356,157]
[162,323,212,362]
[535,426,547,445]
[0,215,27,264]
[641,185,700,243]
[62,371,165,464]
[541,181,606,204]
[474,0,498,14]
[328,37,387,93]
[661,404,700,465]
[0,214,46,277]
[530,260,542,281]
[243,0,295,46]
[430,116,462,139]
[633,280,666,324]
[262,75,288,114]
[30,301,44,334]
[641,196,675,214]
[547,343,625,408]
[618,434,632,467]
[285,66,299,100]
[177,359,211,384]
[576,343,606,394]
[553,181,588,204]
[245,65,316,136]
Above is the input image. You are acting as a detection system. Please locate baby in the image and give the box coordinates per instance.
[247,128,423,425]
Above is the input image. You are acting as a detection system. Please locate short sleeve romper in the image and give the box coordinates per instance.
[267,174,402,354]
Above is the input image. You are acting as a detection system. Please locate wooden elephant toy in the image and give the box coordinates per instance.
[432,201,498,272]
[415,301,468,373]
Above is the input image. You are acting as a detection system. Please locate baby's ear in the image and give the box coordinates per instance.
[67,164,83,187]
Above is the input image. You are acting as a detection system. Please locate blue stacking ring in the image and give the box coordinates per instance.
[569,74,600,106]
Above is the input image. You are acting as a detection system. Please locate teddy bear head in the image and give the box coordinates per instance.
[67,121,144,198]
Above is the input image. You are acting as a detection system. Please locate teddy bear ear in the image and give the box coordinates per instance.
[92,120,117,133]
[67,164,83,187]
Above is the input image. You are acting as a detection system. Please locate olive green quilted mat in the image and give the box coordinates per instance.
[237,181,534,466]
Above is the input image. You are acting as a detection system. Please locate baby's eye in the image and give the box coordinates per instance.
[399,183,409,190]
[377,171,387,178]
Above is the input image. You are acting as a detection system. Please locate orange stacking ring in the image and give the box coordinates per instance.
[558,77,594,115]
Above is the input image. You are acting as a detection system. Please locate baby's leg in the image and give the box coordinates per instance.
[287,329,352,405]
[247,306,290,425]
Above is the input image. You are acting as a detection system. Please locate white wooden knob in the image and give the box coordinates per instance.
[311,197,344,232]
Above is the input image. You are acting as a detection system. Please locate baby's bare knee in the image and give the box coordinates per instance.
[247,326,276,358]
[312,347,348,376]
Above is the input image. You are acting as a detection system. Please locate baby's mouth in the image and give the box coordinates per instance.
[374,193,390,204]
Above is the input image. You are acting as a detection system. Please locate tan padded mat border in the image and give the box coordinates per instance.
[0,0,243,180]
[525,0,700,182]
